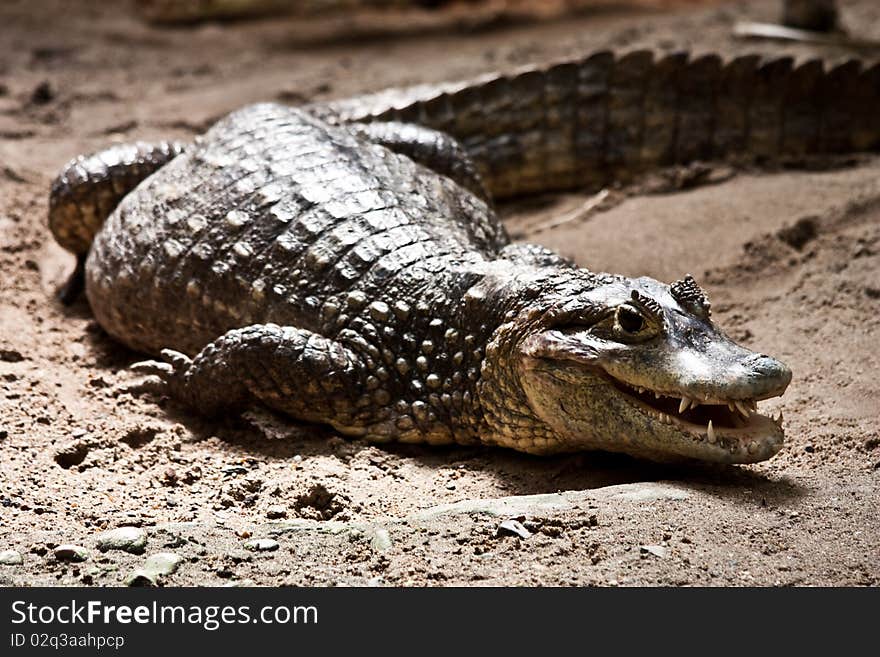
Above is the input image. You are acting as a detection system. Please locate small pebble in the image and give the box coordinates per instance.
[54,441,90,468]
[226,550,253,564]
[640,545,668,558]
[124,569,156,587]
[369,528,393,552]
[0,348,24,362]
[142,552,183,577]
[243,538,279,552]
[497,519,532,540]
[266,505,287,519]
[96,526,147,554]
[54,545,90,562]
[30,80,55,104]
[0,550,23,565]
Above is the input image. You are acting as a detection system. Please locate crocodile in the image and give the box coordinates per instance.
[48,50,880,463]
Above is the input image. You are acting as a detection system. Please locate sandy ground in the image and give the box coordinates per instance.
[0,0,878,587]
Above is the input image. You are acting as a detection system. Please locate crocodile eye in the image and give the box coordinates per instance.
[616,305,644,334]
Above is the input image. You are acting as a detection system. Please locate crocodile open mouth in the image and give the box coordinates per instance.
[608,376,784,455]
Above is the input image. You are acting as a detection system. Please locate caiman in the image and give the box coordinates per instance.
[48,51,880,463]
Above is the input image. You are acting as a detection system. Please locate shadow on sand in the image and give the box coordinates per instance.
[64,292,806,510]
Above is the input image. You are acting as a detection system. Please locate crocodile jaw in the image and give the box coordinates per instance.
[608,376,785,462]
[521,361,786,464]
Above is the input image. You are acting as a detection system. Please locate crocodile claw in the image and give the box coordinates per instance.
[159,348,192,371]
[129,360,174,377]
[126,349,192,397]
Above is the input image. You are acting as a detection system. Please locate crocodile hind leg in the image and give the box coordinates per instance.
[131,324,374,436]
[352,121,489,201]
[49,140,186,303]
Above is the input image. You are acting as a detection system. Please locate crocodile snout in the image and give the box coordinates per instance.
[744,353,792,400]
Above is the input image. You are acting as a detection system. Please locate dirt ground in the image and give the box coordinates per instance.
[0,0,878,587]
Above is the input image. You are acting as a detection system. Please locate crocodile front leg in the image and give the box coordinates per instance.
[131,324,372,435]
[352,121,489,200]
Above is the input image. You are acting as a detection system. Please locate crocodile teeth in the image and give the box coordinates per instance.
[728,402,736,412]
[734,400,752,419]
[707,420,716,443]
[678,397,690,414]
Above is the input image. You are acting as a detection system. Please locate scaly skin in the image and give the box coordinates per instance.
[47,50,880,463]
[313,50,880,199]
[49,141,187,255]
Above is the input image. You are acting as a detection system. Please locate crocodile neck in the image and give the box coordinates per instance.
[460,263,615,453]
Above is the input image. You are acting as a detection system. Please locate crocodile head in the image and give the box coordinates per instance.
[508,273,791,463]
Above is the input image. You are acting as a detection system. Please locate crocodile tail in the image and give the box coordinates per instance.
[317,51,880,200]
[48,140,186,255]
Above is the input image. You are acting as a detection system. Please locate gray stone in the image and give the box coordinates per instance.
[0,550,23,565]
[369,528,393,552]
[244,538,279,552]
[124,569,156,586]
[142,552,183,577]
[96,526,147,554]
[54,545,90,562]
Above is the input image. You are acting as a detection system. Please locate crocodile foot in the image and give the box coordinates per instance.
[128,349,193,400]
